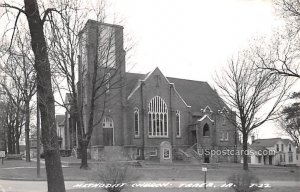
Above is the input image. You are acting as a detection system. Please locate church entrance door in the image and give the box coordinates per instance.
[102,117,114,146]
[103,128,113,146]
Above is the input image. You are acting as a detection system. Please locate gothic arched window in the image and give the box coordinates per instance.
[203,123,210,136]
[134,108,139,137]
[176,110,180,137]
[148,96,168,137]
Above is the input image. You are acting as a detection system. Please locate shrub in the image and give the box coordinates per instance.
[91,162,139,192]
[227,171,260,192]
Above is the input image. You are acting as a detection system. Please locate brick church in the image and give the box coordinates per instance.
[67,20,238,163]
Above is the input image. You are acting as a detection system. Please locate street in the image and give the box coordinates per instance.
[1,180,300,192]
[0,180,82,192]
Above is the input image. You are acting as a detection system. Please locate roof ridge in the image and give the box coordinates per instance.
[167,76,207,84]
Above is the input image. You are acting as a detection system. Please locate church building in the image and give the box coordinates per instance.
[74,20,238,163]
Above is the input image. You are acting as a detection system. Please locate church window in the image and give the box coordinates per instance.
[148,96,168,137]
[176,110,180,137]
[203,123,210,136]
[134,108,139,137]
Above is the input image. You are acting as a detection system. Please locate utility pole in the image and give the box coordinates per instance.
[36,93,40,178]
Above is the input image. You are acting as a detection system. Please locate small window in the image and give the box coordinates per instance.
[222,115,226,126]
[289,144,292,152]
[163,148,171,159]
[296,154,298,160]
[276,144,279,152]
[176,110,180,137]
[134,108,139,137]
[136,148,141,156]
[203,123,210,136]
[221,132,229,141]
[283,154,286,162]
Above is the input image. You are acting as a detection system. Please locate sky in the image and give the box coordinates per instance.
[106,0,282,82]
[102,0,286,139]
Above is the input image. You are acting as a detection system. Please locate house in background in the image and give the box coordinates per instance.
[250,138,298,166]
[56,115,66,149]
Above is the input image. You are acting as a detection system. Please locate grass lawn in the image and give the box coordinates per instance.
[0,159,299,182]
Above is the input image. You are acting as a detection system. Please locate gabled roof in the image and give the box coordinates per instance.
[251,138,292,148]
[167,77,226,112]
[198,114,214,122]
[125,69,227,112]
[126,72,147,99]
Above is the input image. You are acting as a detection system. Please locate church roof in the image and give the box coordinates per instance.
[167,77,226,112]
[125,70,227,112]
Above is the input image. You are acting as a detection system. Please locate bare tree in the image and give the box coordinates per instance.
[43,0,129,169]
[215,48,291,170]
[0,33,36,161]
[258,0,300,78]
[0,1,66,191]
[1,88,25,154]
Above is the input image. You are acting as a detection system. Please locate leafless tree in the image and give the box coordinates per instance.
[43,0,130,168]
[1,87,25,154]
[215,48,291,170]
[0,1,66,191]
[0,33,36,161]
[258,0,300,78]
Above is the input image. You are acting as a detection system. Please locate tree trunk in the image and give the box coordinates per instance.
[11,127,16,154]
[15,138,20,154]
[24,0,65,191]
[242,132,249,171]
[80,140,88,169]
[15,123,20,154]
[7,127,13,154]
[25,100,30,162]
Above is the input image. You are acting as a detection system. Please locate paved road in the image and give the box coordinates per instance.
[0,180,300,192]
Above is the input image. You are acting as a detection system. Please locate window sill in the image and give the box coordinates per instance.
[148,136,169,138]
